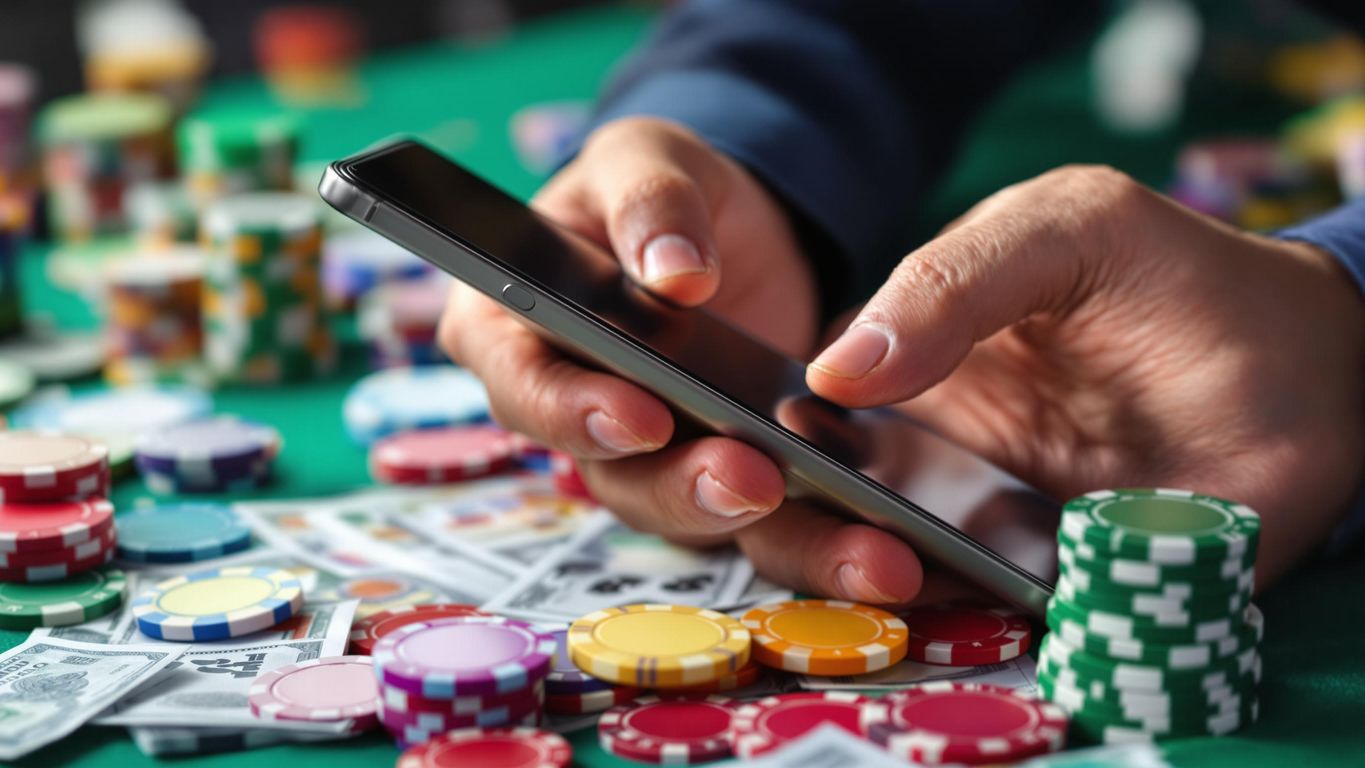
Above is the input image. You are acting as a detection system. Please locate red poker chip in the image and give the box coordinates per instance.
[900,601,1032,666]
[348,603,489,655]
[379,688,544,732]
[397,726,571,768]
[0,498,115,554]
[728,692,870,759]
[0,539,115,582]
[370,426,518,485]
[861,682,1068,765]
[0,432,110,504]
[599,695,736,764]
[549,452,595,502]
[0,526,116,569]
[545,685,640,715]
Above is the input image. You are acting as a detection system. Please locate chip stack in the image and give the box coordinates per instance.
[1039,488,1263,744]
[80,2,211,117]
[104,250,210,388]
[178,114,299,211]
[134,416,281,494]
[127,181,198,250]
[369,425,519,485]
[202,192,335,384]
[38,92,174,242]
[356,277,449,369]
[371,615,556,747]
[323,228,433,310]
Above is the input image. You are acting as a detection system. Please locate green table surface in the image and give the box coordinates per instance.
[11,3,1365,766]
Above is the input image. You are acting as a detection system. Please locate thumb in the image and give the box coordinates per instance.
[805,169,1128,407]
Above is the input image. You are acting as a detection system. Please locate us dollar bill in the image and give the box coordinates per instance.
[0,637,184,760]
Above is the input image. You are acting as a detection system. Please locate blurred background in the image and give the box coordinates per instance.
[0,0,1362,408]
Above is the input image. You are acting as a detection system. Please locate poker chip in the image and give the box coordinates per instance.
[545,685,641,715]
[115,502,252,563]
[370,425,518,485]
[317,575,441,618]
[396,727,571,768]
[0,543,115,582]
[727,692,869,759]
[1049,603,1264,669]
[900,601,1032,666]
[861,682,1069,765]
[383,682,545,717]
[1054,573,1252,622]
[249,655,379,730]
[1044,591,1243,646]
[1058,543,1255,588]
[0,360,34,410]
[379,688,544,732]
[134,416,281,492]
[0,328,105,382]
[1038,633,1259,694]
[741,599,907,675]
[11,385,212,438]
[0,432,109,504]
[568,604,751,688]
[546,627,612,695]
[0,498,115,554]
[1059,489,1260,564]
[599,694,735,764]
[666,659,762,695]
[349,603,488,655]
[342,366,490,445]
[1038,663,1253,719]
[131,565,304,641]
[373,615,557,697]
[0,526,115,568]
[0,566,126,629]
[322,228,431,306]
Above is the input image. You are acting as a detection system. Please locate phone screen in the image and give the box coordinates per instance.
[336,142,1059,589]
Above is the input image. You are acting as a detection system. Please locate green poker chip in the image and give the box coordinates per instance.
[0,567,127,629]
[1054,574,1253,620]
[1062,688,1259,743]
[1046,596,1245,647]
[1039,633,1259,694]
[1057,538,1256,587]
[1059,489,1260,565]
[1058,549,1255,597]
[1038,668,1253,724]
[1047,603,1263,670]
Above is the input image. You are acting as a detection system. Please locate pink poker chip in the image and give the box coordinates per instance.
[248,655,379,730]
[370,426,518,484]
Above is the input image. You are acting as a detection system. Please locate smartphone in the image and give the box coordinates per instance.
[321,139,1059,614]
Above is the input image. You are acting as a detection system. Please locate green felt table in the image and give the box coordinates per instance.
[8,3,1365,766]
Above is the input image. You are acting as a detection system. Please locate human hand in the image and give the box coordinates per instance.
[806,165,1365,588]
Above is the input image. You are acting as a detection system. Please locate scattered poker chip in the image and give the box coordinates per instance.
[349,603,488,655]
[861,681,1069,765]
[0,566,126,629]
[1049,603,1264,669]
[0,526,116,568]
[382,681,545,717]
[11,385,212,437]
[0,360,34,410]
[396,727,571,768]
[741,599,907,675]
[373,615,557,697]
[342,366,490,445]
[378,688,545,732]
[1059,489,1260,564]
[131,565,304,641]
[546,627,612,695]
[0,328,105,382]
[666,659,762,695]
[599,694,735,764]
[134,416,282,491]
[249,655,379,730]
[0,497,115,554]
[900,601,1032,667]
[0,543,114,582]
[370,425,518,485]
[569,604,751,688]
[546,685,641,715]
[728,692,869,759]
[115,502,252,563]
[0,431,110,504]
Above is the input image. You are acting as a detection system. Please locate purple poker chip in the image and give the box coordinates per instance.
[134,416,281,487]
[372,616,557,698]
[545,627,612,696]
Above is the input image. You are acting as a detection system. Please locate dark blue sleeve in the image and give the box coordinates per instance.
[588,0,1104,309]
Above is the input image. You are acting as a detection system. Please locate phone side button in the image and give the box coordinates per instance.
[500,283,536,312]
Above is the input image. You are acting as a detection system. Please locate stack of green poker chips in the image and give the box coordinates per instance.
[202,192,336,385]
[1040,488,1263,744]
[0,568,127,630]
[178,113,300,212]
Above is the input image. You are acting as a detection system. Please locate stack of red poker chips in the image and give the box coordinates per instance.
[0,432,116,582]
[369,425,519,485]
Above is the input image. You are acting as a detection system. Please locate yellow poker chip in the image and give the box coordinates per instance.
[567,603,751,688]
[741,599,909,676]
[130,566,304,642]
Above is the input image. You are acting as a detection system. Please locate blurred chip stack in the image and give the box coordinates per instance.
[356,274,448,368]
[38,92,173,242]
[78,0,212,116]
[127,180,197,249]
[1039,488,1263,744]
[178,114,299,212]
[202,192,335,384]
[323,228,433,310]
[103,250,209,387]
[254,5,364,106]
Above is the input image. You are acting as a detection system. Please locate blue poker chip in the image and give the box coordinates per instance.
[12,386,212,437]
[116,503,253,563]
[341,365,490,445]
[322,229,432,302]
[130,565,304,641]
[134,416,281,491]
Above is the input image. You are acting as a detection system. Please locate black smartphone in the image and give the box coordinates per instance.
[321,139,1059,613]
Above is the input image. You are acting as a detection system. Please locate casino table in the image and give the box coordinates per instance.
[8,3,1365,766]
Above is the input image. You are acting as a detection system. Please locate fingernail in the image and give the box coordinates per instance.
[641,234,708,284]
[837,563,897,604]
[695,471,764,518]
[585,410,652,455]
[810,323,892,379]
